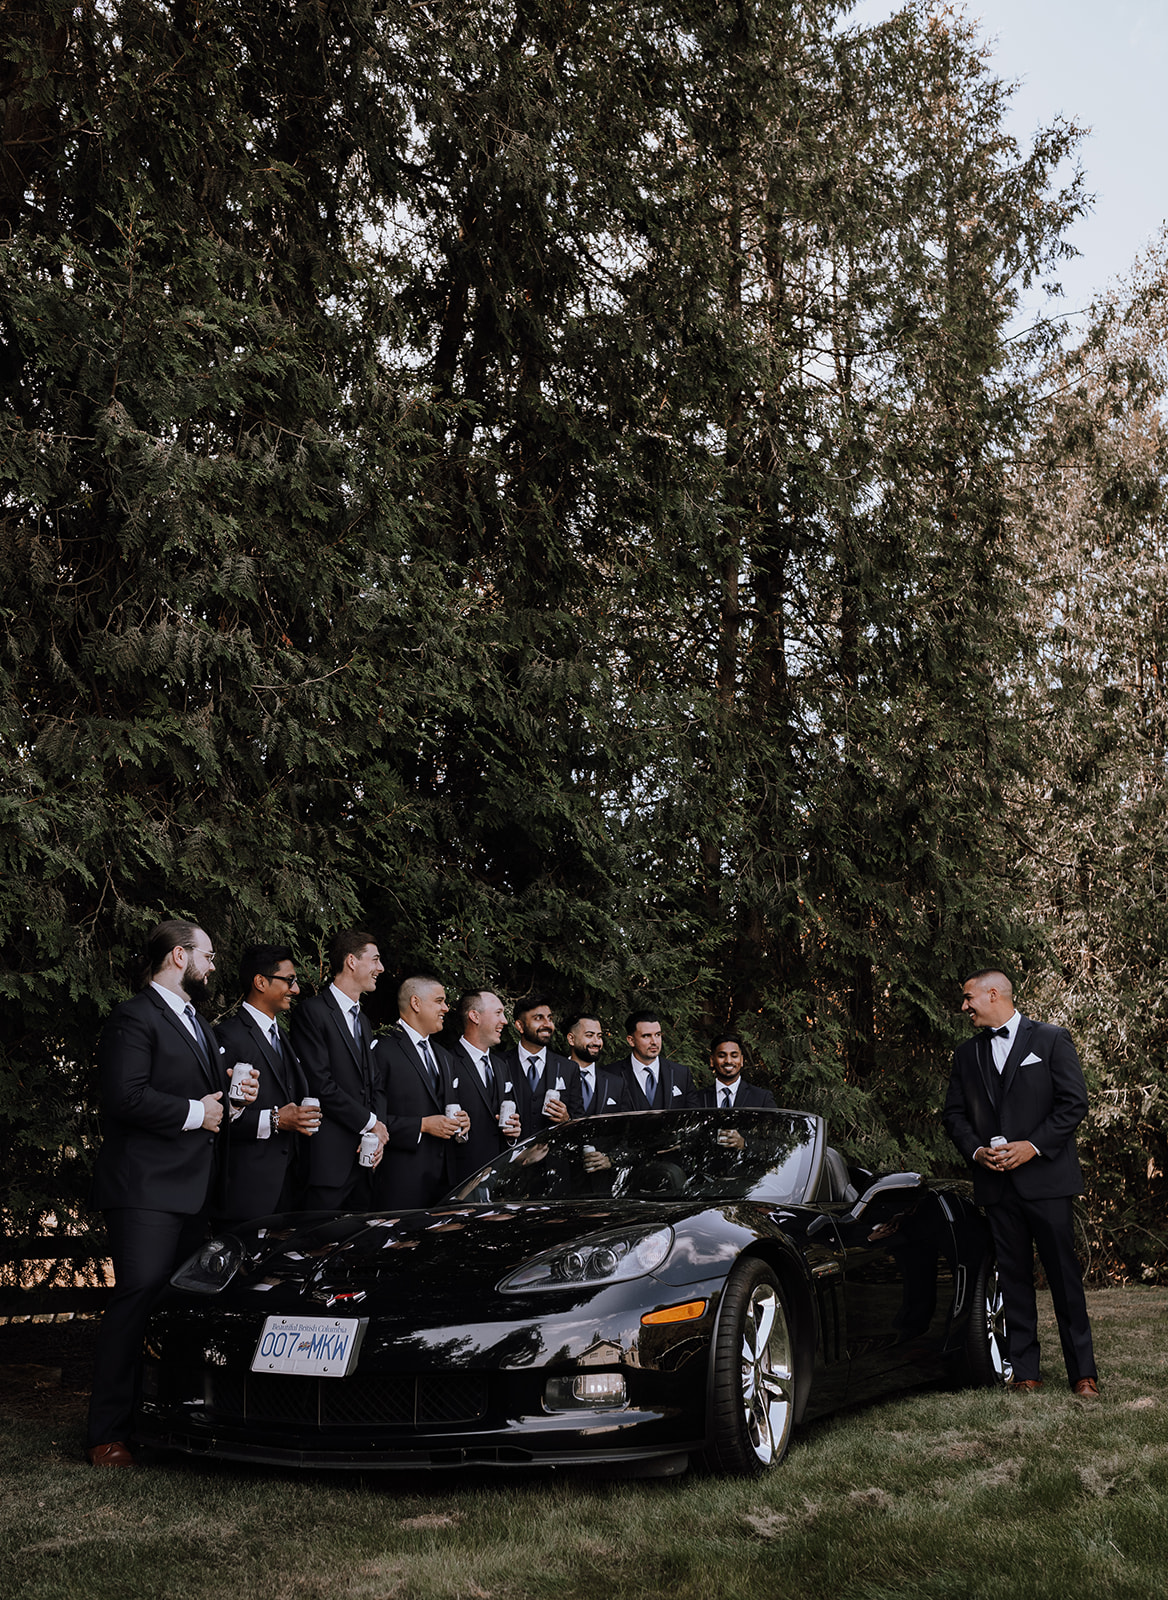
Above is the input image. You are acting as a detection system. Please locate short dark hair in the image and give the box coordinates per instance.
[965,968,1014,997]
[139,920,203,987]
[239,943,295,994]
[399,974,444,1012]
[458,988,498,1026]
[709,1033,745,1055]
[513,992,554,1021]
[625,1009,661,1034]
[329,929,377,977]
[563,1012,601,1035]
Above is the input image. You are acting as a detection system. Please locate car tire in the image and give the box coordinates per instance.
[702,1258,795,1475]
[964,1250,1012,1387]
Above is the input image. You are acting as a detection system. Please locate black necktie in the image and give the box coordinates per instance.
[721,1088,732,1108]
[419,1039,439,1094]
[479,1053,498,1109]
[183,1004,210,1066]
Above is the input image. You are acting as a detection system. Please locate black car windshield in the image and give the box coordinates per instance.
[449,1110,821,1205]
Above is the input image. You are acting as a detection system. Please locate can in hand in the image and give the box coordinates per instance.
[445,1102,468,1142]
[358,1129,380,1167]
[228,1062,257,1105]
[301,1096,321,1135]
[499,1099,517,1138]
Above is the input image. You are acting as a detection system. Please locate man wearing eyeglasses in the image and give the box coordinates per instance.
[215,943,319,1225]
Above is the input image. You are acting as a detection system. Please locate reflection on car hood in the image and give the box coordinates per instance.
[225,1201,708,1310]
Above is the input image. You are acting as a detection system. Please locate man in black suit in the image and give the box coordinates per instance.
[943,968,1098,1396]
[564,1012,630,1116]
[451,989,521,1183]
[690,1034,778,1109]
[290,930,388,1210]
[373,975,469,1209]
[614,1010,695,1112]
[498,993,584,1136]
[87,919,238,1466]
[215,943,320,1224]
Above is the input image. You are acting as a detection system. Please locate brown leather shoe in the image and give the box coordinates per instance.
[87,1441,135,1467]
[1007,1378,1044,1392]
[1072,1377,1100,1398]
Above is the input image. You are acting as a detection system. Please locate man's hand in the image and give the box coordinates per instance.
[543,1095,570,1124]
[201,1091,224,1131]
[500,1110,522,1138]
[421,1113,461,1140]
[996,1140,1037,1171]
[227,1066,259,1104]
[279,1102,321,1134]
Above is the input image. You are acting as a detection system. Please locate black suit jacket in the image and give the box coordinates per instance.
[499,1047,585,1136]
[690,1081,777,1110]
[373,1026,459,1209]
[943,1015,1088,1203]
[91,986,227,1214]
[290,989,382,1195]
[576,1063,632,1117]
[615,1054,696,1113]
[451,1042,518,1184]
[215,1008,309,1221]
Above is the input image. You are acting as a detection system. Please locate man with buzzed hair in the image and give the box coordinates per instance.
[944,968,1098,1396]
[373,975,468,1209]
[564,1013,629,1116]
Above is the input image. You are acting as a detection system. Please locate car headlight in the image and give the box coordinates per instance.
[170,1235,244,1294]
[497,1224,673,1292]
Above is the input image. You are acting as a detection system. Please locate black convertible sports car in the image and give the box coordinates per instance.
[136,1109,1009,1476]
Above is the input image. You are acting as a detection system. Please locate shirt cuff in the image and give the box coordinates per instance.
[257,1111,272,1140]
[362,1112,376,1134]
[184,1099,204,1131]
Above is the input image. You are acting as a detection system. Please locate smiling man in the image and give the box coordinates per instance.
[373,974,468,1209]
[87,919,230,1467]
[691,1034,777,1109]
[215,943,318,1225]
[943,968,1098,1397]
[291,929,388,1210]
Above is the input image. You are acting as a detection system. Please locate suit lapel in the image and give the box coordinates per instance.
[325,992,363,1065]
[395,1026,443,1110]
[998,1016,1033,1106]
[150,990,218,1090]
[975,1030,998,1109]
[242,1010,295,1102]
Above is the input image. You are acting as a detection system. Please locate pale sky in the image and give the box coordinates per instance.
[846,1,1168,328]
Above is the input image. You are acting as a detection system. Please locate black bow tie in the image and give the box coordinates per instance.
[988,1026,1010,1039]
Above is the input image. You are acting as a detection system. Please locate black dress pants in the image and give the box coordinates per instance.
[984,1188,1096,1384]
[86,1207,207,1447]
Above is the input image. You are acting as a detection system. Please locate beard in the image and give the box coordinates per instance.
[577,1042,604,1063]
[181,969,212,1006]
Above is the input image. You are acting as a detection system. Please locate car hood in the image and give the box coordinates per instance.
[215,1200,724,1314]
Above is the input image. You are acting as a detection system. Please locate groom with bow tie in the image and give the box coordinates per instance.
[943,968,1098,1396]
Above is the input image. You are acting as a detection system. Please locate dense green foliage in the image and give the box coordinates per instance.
[14,0,1161,1269]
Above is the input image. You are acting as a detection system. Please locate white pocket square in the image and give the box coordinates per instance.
[504,1081,513,1092]
[370,1039,378,1050]
[452,1076,459,1088]
[1020,1052,1042,1067]
[604,1097,616,1106]
[672,1084,682,1096]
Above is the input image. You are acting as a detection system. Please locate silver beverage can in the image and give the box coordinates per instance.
[445,1102,468,1143]
[990,1136,1007,1149]
[499,1098,517,1133]
[301,1096,321,1135]
[228,1062,257,1104]
[542,1087,561,1116]
[358,1129,380,1167]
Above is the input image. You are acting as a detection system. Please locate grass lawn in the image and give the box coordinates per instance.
[2,1288,1166,1600]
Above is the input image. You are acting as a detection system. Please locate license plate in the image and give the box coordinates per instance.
[251,1315,366,1377]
